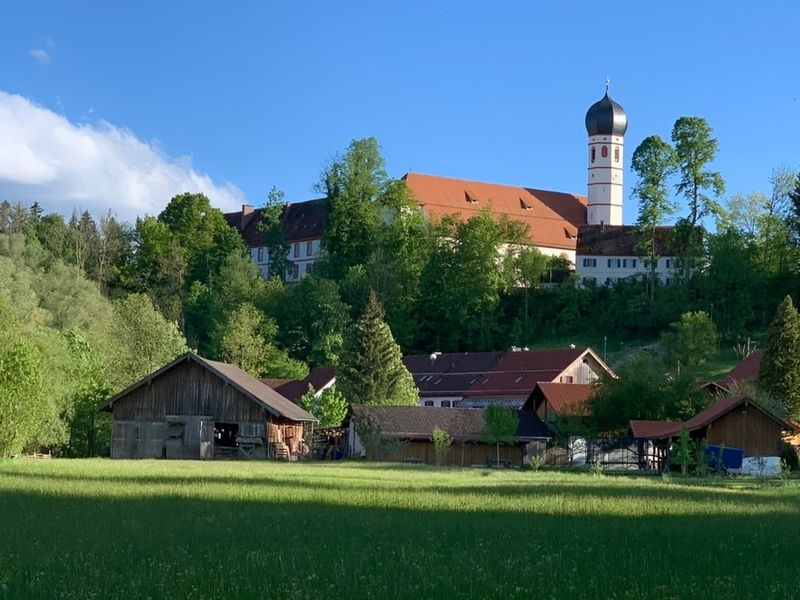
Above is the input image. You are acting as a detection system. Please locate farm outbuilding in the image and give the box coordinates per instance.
[100,352,316,460]
[347,404,550,466]
[629,396,791,470]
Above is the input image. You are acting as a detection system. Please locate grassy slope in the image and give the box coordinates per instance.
[1,460,798,600]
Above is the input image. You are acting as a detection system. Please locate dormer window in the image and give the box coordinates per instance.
[519,198,533,211]
[465,191,478,204]
[564,228,577,240]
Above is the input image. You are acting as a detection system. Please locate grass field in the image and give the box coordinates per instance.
[1,460,799,599]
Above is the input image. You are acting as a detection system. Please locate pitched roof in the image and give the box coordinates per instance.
[223,198,327,246]
[576,224,679,257]
[100,353,316,422]
[533,382,596,415]
[723,351,763,383]
[629,396,790,439]
[403,172,587,251]
[262,367,336,403]
[350,404,550,442]
[629,420,684,439]
[404,347,611,399]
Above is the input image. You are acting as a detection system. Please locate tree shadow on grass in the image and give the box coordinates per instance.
[1,489,799,600]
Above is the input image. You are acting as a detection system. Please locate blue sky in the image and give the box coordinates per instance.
[1,1,799,223]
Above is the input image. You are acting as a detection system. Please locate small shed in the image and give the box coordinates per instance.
[347,405,550,466]
[629,396,791,470]
[99,352,316,460]
[525,382,595,425]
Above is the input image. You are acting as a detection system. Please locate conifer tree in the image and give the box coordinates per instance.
[759,295,800,420]
[337,290,418,406]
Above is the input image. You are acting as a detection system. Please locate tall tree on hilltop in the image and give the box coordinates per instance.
[671,117,725,279]
[337,290,418,406]
[257,186,292,280]
[787,170,800,247]
[759,295,800,420]
[317,138,386,279]
[631,135,678,302]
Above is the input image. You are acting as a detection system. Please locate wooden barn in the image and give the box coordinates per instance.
[347,404,550,466]
[629,395,791,470]
[99,352,316,460]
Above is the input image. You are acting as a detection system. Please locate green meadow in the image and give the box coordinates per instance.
[1,460,798,599]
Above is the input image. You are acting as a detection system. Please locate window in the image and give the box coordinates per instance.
[582,258,596,268]
[582,276,596,286]
[622,259,628,268]
[465,191,478,204]
[423,400,434,407]
[291,263,299,279]
[616,259,622,268]
[601,146,608,158]
[293,243,299,258]
[591,147,596,163]
[665,258,671,269]
[607,258,613,268]
[560,375,574,383]
[631,259,637,269]
[614,147,620,163]
[519,197,533,210]
[306,241,313,256]
[440,400,452,408]
[257,247,264,262]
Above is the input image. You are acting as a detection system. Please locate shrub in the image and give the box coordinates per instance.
[780,442,799,471]
[432,427,453,466]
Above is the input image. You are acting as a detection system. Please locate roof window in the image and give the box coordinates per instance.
[564,228,577,240]
[465,191,479,204]
[519,197,533,211]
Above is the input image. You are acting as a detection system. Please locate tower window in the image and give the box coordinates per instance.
[601,146,609,158]
[591,147,596,163]
[614,147,620,162]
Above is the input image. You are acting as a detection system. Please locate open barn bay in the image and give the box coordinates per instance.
[0,460,798,599]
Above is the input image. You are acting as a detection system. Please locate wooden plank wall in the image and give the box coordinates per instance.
[112,359,268,423]
[705,406,784,456]
[368,440,525,466]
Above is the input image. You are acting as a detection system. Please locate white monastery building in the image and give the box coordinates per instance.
[224,85,677,285]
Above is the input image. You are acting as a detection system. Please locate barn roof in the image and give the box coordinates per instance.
[99,353,316,422]
[350,404,550,442]
[628,396,790,439]
[402,172,587,251]
[529,382,596,416]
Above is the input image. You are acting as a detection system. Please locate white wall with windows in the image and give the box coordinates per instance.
[576,254,676,287]
[248,238,322,281]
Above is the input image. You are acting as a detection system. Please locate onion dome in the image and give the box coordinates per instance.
[585,92,628,136]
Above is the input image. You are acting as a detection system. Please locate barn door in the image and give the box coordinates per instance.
[199,419,215,459]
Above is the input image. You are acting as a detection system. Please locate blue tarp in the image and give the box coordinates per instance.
[704,444,744,470]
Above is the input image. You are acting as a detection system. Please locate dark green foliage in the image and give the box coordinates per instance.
[659,311,718,375]
[759,295,800,420]
[337,291,418,406]
[590,354,707,434]
[481,405,519,466]
[781,442,799,471]
[300,385,348,428]
[258,186,291,280]
[671,428,695,476]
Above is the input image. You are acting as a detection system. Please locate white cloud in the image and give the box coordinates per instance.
[0,92,244,221]
[29,48,51,64]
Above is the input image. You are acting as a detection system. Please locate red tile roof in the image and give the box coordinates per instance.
[629,396,790,439]
[723,351,763,383]
[402,172,587,251]
[629,420,684,439]
[262,367,336,404]
[404,348,593,398]
[534,382,596,415]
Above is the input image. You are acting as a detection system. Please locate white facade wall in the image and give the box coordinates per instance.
[419,396,461,408]
[576,254,676,287]
[587,134,624,226]
[249,238,322,281]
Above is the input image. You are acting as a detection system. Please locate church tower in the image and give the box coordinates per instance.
[585,84,628,226]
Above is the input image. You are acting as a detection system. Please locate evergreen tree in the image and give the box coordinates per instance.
[759,295,800,419]
[337,291,418,406]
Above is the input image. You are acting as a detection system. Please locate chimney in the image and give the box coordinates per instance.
[241,204,255,229]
